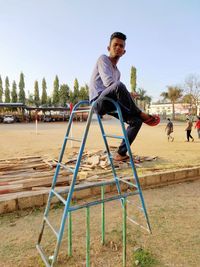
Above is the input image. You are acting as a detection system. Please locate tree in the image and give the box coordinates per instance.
[41,78,47,106]
[0,75,3,102]
[52,75,59,106]
[130,66,137,93]
[18,72,26,104]
[79,85,89,101]
[184,74,200,115]
[5,76,10,103]
[73,78,79,103]
[11,81,18,103]
[27,92,34,106]
[34,80,40,107]
[137,88,151,111]
[160,86,183,119]
[69,90,74,104]
[59,83,70,106]
[47,96,52,106]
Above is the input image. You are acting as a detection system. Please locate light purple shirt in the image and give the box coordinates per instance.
[89,54,121,101]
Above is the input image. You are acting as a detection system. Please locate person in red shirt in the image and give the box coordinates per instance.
[195,116,200,139]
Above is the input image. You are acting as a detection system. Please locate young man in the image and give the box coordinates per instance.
[89,32,159,161]
[165,118,174,142]
[185,118,194,142]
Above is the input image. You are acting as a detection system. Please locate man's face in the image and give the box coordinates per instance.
[108,37,126,59]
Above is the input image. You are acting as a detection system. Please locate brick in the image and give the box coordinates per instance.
[160,172,175,183]
[91,186,101,196]
[187,168,198,178]
[73,188,91,200]
[18,192,44,209]
[146,174,161,186]
[0,199,17,214]
[174,170,187,180]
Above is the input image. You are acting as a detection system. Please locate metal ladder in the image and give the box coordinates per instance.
[36,98,151,267]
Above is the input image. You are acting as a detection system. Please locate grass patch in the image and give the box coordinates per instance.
[132,248,157,267]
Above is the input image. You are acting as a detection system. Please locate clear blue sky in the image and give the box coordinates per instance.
[0,0,199,101]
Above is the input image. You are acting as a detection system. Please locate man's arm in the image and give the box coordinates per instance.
[97,56,120,88]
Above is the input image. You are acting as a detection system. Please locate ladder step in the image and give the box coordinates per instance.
[126,199,144,211]
[116,177,138,189]
[104,134,124,139]
[52,189,66,205]
[44,216,59,239]
[72,109,91,113]
[58,162,75,173]
[36,244,51,267]
[127,216,150,233]
[65,136,82,142]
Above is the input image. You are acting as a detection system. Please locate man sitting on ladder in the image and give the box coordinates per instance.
[89,32,159,161]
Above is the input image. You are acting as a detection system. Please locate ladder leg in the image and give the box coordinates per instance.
[51,105,95,265]
[115,100,152,233]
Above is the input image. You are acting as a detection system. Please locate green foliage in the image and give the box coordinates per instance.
[136,88,152,111]
[132,248,157,267]
[34,80,40,107]
[11,81,18,103]
[79,84,89,101]
[59,83,70,106]
[18,72,26,104]
[73,78,79,103]
[130,66,137,92]
[41,78,47,105]
[5,76,10,103]
[160,86,183,119]
[27,93,34,106]
[47,96,52,106]
[52,75,60,106]
[0,75,3,102]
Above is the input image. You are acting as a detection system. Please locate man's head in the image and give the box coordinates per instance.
[108,32,126,61]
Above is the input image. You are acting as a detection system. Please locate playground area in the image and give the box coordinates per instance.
[0,118,199,169]
[0,118,200,266]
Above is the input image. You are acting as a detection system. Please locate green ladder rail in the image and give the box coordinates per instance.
[36,98,151,267]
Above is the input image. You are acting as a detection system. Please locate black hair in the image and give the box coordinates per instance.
[110,32,127,43]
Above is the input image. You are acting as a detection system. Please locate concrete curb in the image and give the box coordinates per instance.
[0,166,200,214]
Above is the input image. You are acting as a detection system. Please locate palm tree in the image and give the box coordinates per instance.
[137,88,152,112]
[160,86,183,119]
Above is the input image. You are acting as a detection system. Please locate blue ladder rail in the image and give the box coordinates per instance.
[36,98,151,267]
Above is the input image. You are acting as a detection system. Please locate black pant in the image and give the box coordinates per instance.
[186,130,193,141]
[93,82,142,156]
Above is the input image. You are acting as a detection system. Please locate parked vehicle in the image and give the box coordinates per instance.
[3,115,15,123]
[43,116,53,122]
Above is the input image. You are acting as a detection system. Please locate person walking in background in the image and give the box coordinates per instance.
[185,118,194,142]
[165,118,174,142]
[195,116,200,139]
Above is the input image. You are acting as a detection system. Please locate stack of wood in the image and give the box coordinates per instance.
[0,150,157,198]
[0,156,72,196]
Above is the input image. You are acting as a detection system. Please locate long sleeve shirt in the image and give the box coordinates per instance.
[89,54,121,101]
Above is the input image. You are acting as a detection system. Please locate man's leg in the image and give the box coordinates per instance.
[117,118,143,156]
[94,82,141,121]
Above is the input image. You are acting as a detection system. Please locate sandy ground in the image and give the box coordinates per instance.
[0,118,199,170]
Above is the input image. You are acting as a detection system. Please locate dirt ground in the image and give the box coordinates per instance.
[1,180,200,267]
[0,118,200,267]
[0,118,200,168]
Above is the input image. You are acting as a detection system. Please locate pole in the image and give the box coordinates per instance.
[68,211,72,257]
[123,198,127,267]
[86,207,90,267]
[101,185,105,245]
